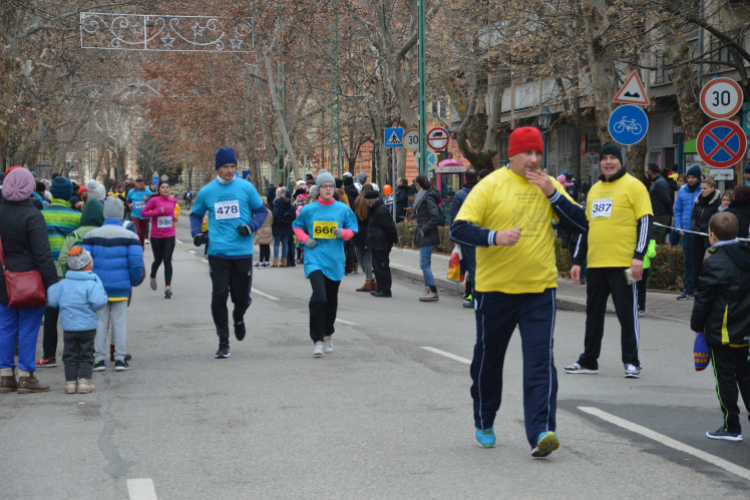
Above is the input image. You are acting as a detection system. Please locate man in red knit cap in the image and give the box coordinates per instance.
[451,126,587,458]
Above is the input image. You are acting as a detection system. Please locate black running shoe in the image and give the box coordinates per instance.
[115,359,130,371]
[165,288,172,299]
[93,360,106,372]
[215,345,230,358]
[111,353,132,362]
[235,322,246,341]
[706,427,742,441]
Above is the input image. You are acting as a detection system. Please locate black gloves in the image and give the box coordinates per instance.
[193,233,207,246]
[237,225,252,237]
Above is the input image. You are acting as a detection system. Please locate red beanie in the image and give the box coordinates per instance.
[508,127,544,157]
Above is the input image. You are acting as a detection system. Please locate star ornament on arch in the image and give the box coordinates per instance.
[191,23,206,37]
[230,38,243,50]
[161,34,175,48]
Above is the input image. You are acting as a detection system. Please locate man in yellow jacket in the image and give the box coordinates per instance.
[451,127,586,458]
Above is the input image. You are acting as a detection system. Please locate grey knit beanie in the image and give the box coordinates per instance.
[316,169,336,188]
[103,197,124,221]
[67,246,92,271]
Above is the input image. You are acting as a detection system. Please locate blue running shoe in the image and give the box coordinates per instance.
[531,431,560,458]
[476,428,495,448]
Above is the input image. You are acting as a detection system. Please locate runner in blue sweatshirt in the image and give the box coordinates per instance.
[293,170,358,357]
[190,147,268,359]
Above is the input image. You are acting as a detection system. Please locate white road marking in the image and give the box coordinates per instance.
[253,288,279,301]
[188,250,196,255]
[176,239,184,244]
[579,406,750,482]
[127,478,158,500]
[336,318,356,326]
[421,346,471,365]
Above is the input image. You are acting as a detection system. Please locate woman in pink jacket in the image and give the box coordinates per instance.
[141,181,178,298]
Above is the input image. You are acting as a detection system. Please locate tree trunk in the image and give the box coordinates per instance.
[626,139,647,180]
[583,0,615,143]
[661,23,707,140]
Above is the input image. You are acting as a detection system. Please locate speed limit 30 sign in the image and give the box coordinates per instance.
[700,78,744,120]
[403,128,419,152]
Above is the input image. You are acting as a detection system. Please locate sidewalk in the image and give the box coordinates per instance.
[388,247,694,324]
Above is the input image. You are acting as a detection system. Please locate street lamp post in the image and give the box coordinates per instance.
[539,107,552,171]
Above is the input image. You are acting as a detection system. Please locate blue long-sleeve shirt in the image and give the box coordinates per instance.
[189,179,268,258]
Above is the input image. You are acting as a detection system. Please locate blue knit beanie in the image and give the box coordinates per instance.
[50,176,73,201]
[215,147,238,170]
[687,165,702,179]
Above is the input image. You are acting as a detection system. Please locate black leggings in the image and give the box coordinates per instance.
[308,270,341,343]
[150,236,175,286]
[259,244,271,263]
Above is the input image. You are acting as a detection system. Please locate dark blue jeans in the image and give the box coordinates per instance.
[470,289,558,447]
[682,233,694,294]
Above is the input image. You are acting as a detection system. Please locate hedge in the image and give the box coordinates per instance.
[397,221,685,291]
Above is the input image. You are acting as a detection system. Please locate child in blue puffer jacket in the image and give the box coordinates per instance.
[47,247,108,394]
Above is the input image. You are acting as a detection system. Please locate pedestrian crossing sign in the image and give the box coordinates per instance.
[384,127,404,148]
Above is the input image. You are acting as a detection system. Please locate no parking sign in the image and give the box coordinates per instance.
[696,120,747,168]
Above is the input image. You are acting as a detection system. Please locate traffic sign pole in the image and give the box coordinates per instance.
[417,0,427,175]
[392,148,397,225]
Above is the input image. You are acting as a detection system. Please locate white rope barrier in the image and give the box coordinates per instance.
[653,222,750,242]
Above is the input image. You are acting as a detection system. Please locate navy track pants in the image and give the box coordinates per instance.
[470,288,558,447]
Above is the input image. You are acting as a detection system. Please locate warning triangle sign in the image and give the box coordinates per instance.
[613,70,649,106]
[386,132,402,146]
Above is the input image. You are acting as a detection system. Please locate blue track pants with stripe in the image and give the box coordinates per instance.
[470,288,558,448]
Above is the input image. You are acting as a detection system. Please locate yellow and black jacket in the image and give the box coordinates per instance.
[691,242,750,346]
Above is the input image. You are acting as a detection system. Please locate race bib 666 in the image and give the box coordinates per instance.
[313,221,338,239]
[591,199,613,218]
[214,200,240,220]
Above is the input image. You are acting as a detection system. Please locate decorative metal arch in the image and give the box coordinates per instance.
[80,13,254,53]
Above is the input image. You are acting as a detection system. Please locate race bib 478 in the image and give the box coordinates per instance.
[313,221,339,239]
[214,200,240,220]
[591,199,613,218]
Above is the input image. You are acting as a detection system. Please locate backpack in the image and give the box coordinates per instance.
[280,207,294,227]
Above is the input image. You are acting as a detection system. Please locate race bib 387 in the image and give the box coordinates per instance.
[214,200,240,220]
[591,199,613,218]
[313,221,339,239]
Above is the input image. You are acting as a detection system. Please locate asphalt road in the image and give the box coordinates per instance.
[1,217,749,499]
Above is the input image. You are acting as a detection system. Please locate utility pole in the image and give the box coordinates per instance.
[277,61,286,186]
[88,119,93,181]
[330,0,341,178]
[417,0,427,175]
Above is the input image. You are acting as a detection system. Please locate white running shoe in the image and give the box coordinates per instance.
[324,336,334,353]
[624,364,642,378]
[313,342,324,357]
[563,362,599,374]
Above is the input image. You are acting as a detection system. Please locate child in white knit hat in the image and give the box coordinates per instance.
[46,246,108,394]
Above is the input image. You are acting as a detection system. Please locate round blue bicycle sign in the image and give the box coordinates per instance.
[608,104,648,146]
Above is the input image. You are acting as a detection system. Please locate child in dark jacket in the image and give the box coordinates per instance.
[46,247,108,394]
[691,211,750,441]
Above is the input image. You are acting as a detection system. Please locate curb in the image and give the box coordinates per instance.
[391,264,615,313]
